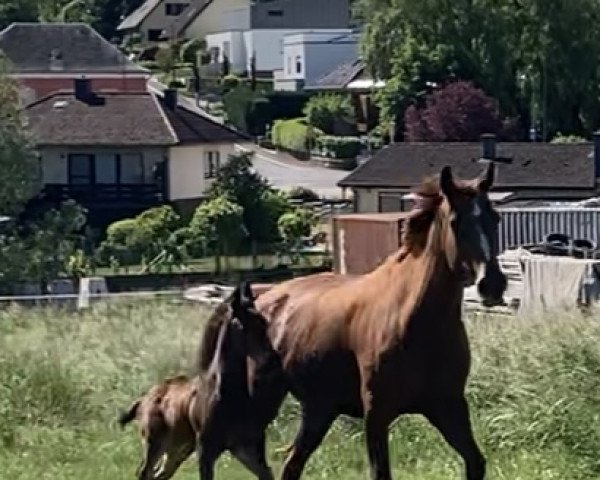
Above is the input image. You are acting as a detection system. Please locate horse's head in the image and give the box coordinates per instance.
[230,282,278,370]
[438,163,507,306]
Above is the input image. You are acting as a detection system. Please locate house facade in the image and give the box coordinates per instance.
[25,80,250,226]
[0,23,149,104]
[172,0,351,76]
[273,31,358,91]
[117,0,192,42]
[339,135,600,213]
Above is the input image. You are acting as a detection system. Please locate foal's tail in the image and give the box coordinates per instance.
[118,399,140,428]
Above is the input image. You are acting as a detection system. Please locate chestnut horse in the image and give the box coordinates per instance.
[200,164,507,480]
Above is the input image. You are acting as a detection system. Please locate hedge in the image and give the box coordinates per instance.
[266,91,311,120]
[314,135,363,159]
[272,118,321,154]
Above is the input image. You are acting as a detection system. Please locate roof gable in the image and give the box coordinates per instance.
[117,0,163,31]
[168,0,213,38]
[157,96,250,144]
[339,142,596,190]
[0,23,147,74]
[306,59,366,90]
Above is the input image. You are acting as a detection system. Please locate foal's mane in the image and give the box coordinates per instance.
[197,301,231,373]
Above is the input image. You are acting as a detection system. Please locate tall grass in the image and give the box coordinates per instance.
[0,301,598,479]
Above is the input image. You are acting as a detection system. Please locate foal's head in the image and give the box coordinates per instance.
[406,163,507,306]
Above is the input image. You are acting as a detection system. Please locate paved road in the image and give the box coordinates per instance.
[148,78,349,198]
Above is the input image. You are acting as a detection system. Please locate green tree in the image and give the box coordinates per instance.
[356,0,600,138]
[277,208,317,264]
[189,196,245,272]
[0,58,39,216]
[303,94,354,134]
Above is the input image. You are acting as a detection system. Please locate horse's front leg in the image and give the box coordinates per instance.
[423,395,485,480]
[197,442,221,480]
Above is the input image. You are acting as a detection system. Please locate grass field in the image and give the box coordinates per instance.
[0,299,599,480]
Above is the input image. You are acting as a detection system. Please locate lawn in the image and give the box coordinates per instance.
[0,299,599,479]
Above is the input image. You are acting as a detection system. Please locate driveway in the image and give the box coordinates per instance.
[148,78,350,199]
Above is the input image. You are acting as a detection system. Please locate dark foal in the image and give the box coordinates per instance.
[194,282,287,480]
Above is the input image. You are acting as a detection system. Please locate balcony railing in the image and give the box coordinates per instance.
[43,184,163,205]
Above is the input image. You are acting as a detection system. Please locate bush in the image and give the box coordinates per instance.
[179,38,207,64]
[97,205,181,265]
[223,86,272,136]
[222,74,241,90]
[315,135,363,159]
[551,133,588,144]
[272,118,321,154]
[303,94,354,134]
[288,186,320,201]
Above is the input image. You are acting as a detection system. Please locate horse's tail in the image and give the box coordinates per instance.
[118,399,140,428]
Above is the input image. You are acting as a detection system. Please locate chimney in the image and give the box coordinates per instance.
[74,77,91,102]
[481,133,496,160]
[593,131,600,179]
[164,89,178,111]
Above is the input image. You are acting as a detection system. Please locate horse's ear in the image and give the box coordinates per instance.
[231,282,254,319]
[240,281,254,304]
[440,166,458,206]
[478,161,495,192]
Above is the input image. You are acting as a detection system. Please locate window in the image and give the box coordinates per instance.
[165,3,188,16]
[267,9,284,16]
[378,192,412,213]
[147,29,163,41]
[204,151,220,179]
[68,154,94,185]
[95,153,117,184]
[295,55,302,74]
[120,153,145,184]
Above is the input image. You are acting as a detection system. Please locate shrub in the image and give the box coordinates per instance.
[222,74,241,90]
[223,86,272,136]
[288,186,320,202]
[303,94,354,134]
[179,38,207,64]
[551,133,588,144]
[271,118,321,154]
[315,135,363,159]
[97,205,181,265]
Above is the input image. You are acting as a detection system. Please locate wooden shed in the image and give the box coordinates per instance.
[331,212,409,275]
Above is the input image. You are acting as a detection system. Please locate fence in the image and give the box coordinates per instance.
[497,207,600,252]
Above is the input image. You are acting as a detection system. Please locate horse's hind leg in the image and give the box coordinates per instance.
[423,396,485,480]
[231,433,274,480]
[281,406,336,480]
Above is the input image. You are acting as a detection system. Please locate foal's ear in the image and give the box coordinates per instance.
[477,161,495,192]
[440,166,458,207]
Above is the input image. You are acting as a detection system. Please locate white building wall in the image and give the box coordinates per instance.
[354,188,379,213]
[185,0,249,37]
[205,31,246,73]
[168,143,240,200]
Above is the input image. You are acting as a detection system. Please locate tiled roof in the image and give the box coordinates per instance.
[25,91,176,146]
[117,0,162,31]
[306,59,366,90]
[0,23,147,74]
[339,142,596,190]
[157,96,250,144]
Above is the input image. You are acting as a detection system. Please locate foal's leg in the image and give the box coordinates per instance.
[281,406,336,480]
[423,396,485,480]
[364,411,392,480]
[231,433,274,480]
[197,443,221,480]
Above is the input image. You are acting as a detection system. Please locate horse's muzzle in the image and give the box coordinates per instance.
[477,262,508,307]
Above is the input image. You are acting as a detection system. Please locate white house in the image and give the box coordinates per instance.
[167,0,352,76]
[273,31,359,91]
[25,78,250,225]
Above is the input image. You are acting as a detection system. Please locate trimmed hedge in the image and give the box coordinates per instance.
[266,91,311,120]
[272,118,321,154]
[315,135,362,159]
